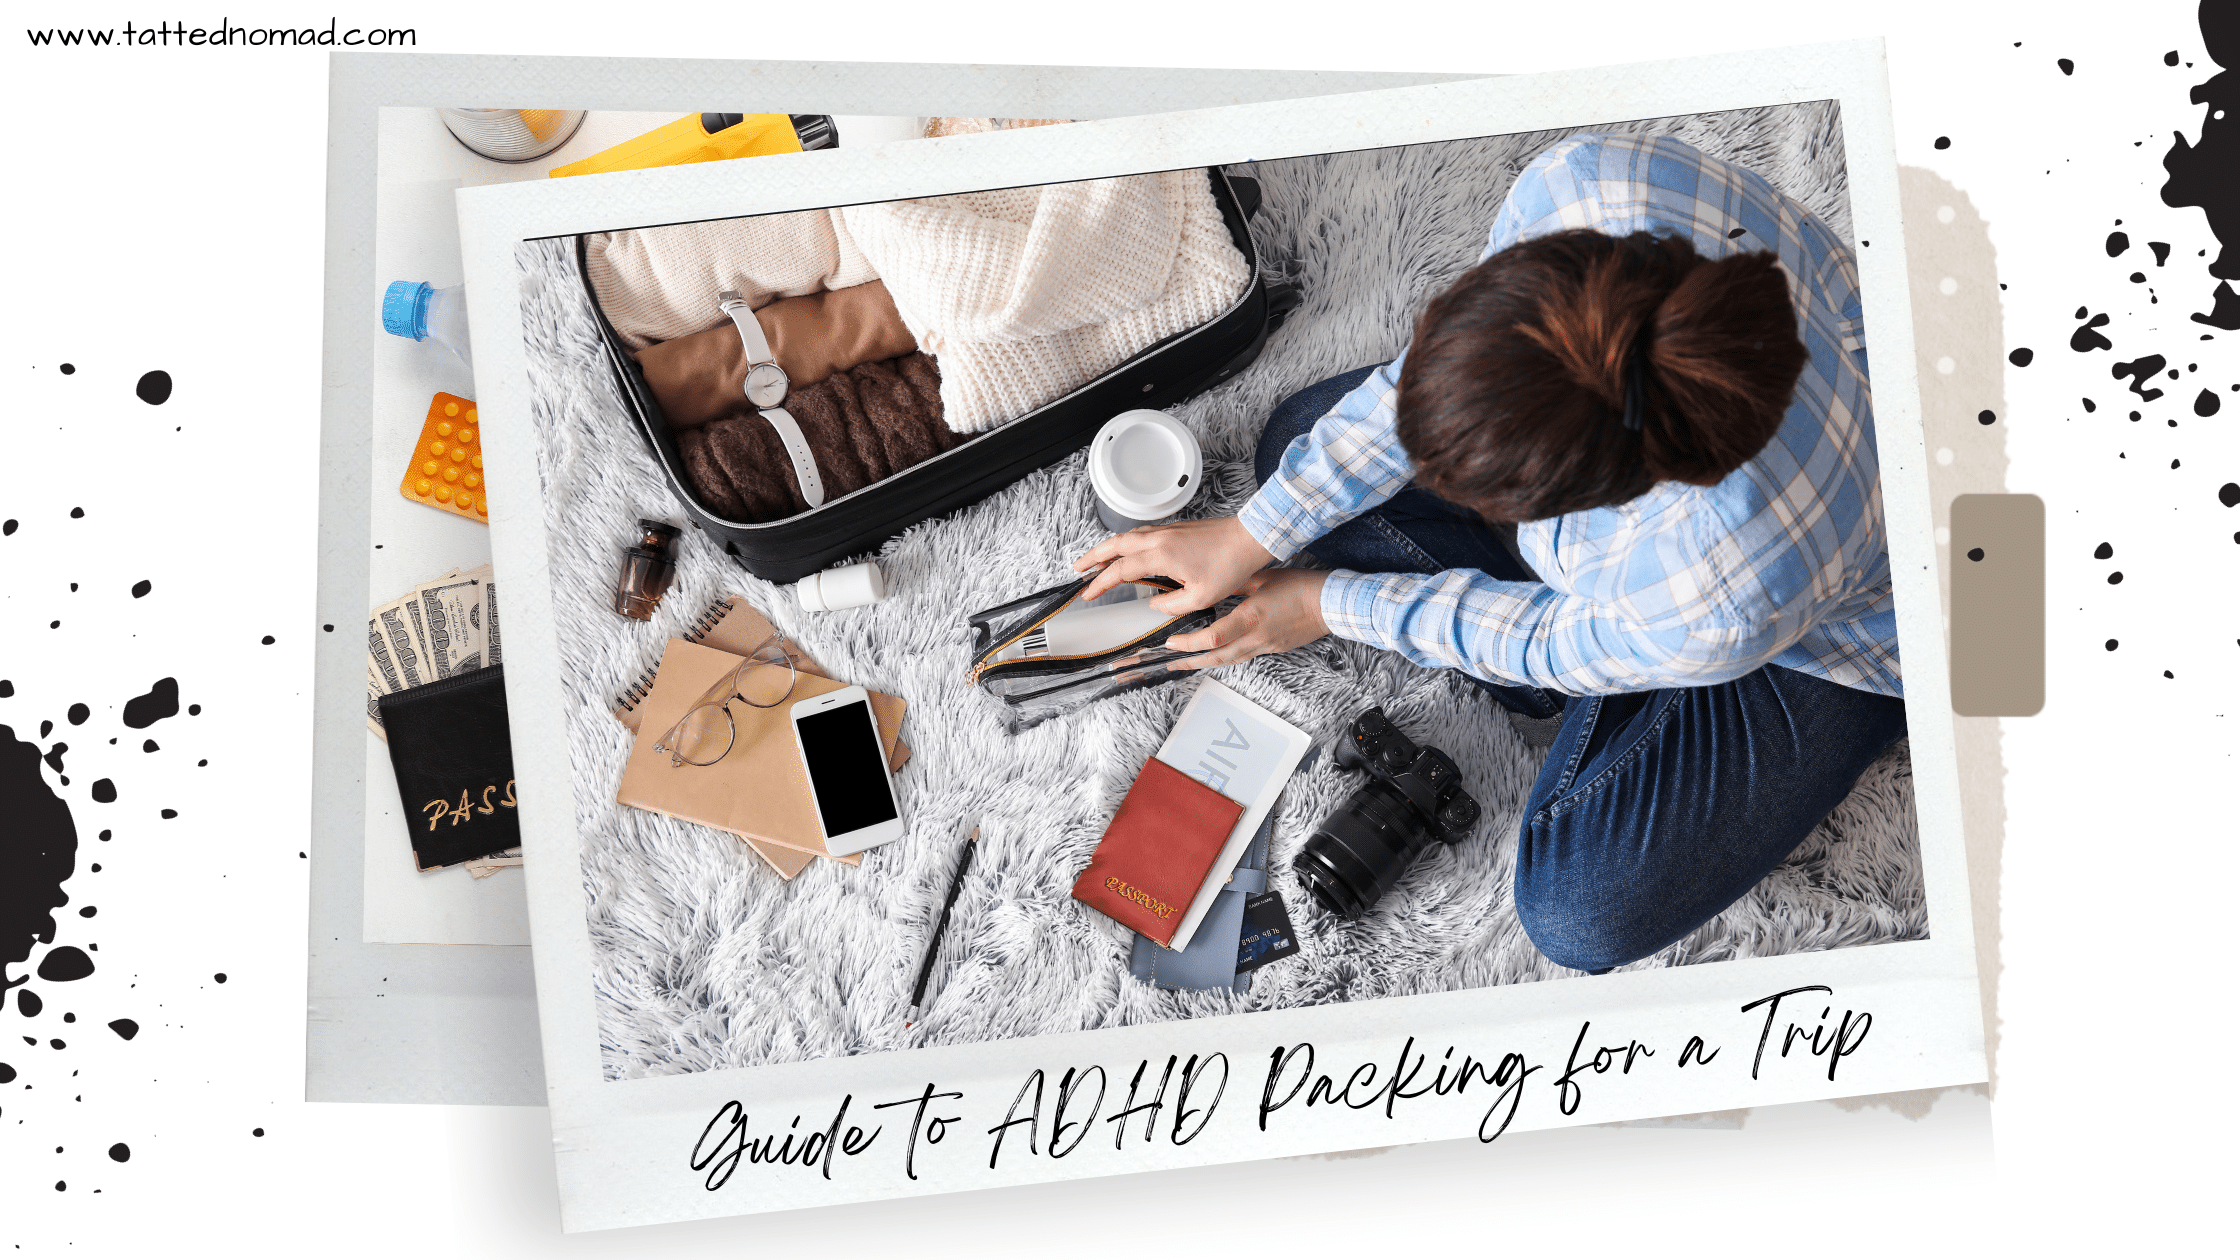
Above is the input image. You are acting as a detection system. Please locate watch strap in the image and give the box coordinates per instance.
[717,291,823,509]
[717,290,778,369]
[754,404,825,509]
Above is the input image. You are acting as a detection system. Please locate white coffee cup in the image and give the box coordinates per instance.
[1087,409,1203,533]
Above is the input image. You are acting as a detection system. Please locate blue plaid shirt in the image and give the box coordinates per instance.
[1240,133,1898,697]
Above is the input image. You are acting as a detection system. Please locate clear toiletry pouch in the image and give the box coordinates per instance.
[967,575,1228,733]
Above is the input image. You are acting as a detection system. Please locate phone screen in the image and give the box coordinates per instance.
[796,700,898,838]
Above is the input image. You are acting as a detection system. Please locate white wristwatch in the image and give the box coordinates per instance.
[717,290,824,508]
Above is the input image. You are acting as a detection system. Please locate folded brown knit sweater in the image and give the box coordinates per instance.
[676,352,958,522]
[634,280,918,431]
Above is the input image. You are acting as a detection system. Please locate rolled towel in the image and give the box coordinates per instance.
[675,352,957,523]
[839,170,1251,433]
[585,208,877,349]
[634,280,919,431]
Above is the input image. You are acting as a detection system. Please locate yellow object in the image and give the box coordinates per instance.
[547,113,804,178]
[400,392,490,522]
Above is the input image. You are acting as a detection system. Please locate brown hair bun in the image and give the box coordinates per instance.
[1395,228,1808,522]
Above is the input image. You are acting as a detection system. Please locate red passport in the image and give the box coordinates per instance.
[1072,756,1245,948]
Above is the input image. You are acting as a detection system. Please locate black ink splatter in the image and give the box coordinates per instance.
[1935,135,1951,149]
[109,1143,130,1162]
[1967,547,1985,561]
[2198,389,2223,416]
[37,947,93,983]
[19,989,41,1016]
[2114,355,2170,401]
[133,370,171,406]
[2220,482,2240,507]
[69,507,82,519]
[2151,241,2173,266]
[2108,571,2125,584]
[2,520,14,536]
[66,703,89,726]
[58,363,75,375]
[1978,409,1998,425]
[2108,230,2131,256]
[2195,283,2240,331]
[131,580,151,599]
[0,1063,14,1082]
[2010,347,2035,366]
[1,725,76,1003]
[260,635,274,646]
[121,678,178,729]
[2095,542,2114,559]
[2083,398,2098,412]
[108,1018,136,1040]
[140,740,157,753]
[2164,4,2237,295]
[89,779,116,804]
[2072,311,2114,352]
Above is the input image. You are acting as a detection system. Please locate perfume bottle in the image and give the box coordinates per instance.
[613,520,682,621]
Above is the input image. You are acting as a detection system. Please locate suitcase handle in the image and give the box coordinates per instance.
[1226,174,1264,221]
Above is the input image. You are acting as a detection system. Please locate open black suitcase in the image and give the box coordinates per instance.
[577,168,1294,584]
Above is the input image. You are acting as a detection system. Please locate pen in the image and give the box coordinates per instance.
[906,826,977,1026]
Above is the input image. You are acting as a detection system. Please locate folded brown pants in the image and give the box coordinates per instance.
[634,280,918,431]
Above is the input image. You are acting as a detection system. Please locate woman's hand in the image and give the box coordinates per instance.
[1073,515,1275,615]
[1164,568,1331,670]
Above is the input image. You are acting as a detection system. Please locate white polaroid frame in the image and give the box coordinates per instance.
[458,39,1982,1231]
[311,53,1460,1106]
[790,685,906,856]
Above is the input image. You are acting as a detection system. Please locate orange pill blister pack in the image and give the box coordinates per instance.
[400,392,489,523]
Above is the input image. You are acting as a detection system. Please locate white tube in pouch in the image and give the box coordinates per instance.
[796,561,886,613]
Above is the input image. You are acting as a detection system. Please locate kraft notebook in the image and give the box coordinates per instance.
[613,596,908,878]
[615,637,907,867]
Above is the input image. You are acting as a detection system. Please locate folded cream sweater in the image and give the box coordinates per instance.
[585,209,877,349]
[838,170,1251,433]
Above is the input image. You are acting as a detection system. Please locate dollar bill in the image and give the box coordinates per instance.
[367,664,390,741]
[479,572,502,667]
[414,573,487,678]
[367,618,406,694]
[400,591,435,677]
[372,600,428,690]
[463,847,522,878]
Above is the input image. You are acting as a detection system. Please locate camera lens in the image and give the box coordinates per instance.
[1293,779,1444,918]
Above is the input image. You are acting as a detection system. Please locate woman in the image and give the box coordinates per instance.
[1073,132,1902,973]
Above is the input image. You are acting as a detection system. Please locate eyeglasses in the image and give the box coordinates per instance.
[652,636,799,767]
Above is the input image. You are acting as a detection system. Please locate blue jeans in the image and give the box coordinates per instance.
[1255,366,1910,972]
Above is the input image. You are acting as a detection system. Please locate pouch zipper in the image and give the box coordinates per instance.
[967,576,1185,685]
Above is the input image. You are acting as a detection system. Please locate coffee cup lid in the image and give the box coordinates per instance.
[1088,410,1201,521]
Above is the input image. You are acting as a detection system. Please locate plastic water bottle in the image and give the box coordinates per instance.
[382,281,473,373]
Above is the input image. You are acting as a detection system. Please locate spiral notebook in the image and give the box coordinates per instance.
[612,595,909,879]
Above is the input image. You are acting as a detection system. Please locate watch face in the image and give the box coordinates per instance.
[745,362,789,409]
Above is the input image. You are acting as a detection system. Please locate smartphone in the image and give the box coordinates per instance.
[789,685,904,856]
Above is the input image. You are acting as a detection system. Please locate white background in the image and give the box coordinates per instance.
[3,2,2230,1254]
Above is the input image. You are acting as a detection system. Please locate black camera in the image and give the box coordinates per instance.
[1292,708,1482,919]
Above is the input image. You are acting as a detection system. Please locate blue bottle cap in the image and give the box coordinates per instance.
[381,281,432,340]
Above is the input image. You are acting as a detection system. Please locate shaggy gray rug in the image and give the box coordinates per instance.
[513,99,1924,1081]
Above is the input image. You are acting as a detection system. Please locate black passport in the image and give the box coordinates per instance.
[376,665,521,871]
